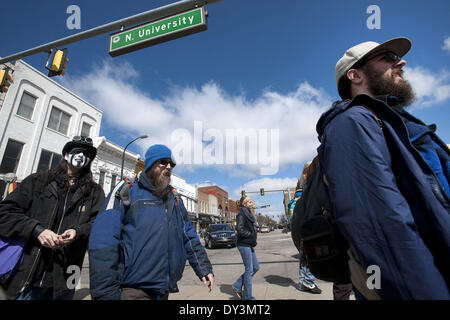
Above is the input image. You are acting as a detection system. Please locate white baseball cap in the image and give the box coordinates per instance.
[335,37,412,84]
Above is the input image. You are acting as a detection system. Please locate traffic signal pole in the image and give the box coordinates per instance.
[0,0,222,65]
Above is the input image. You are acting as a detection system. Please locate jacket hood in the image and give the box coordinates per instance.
[136,171,176,199]
[316,99,352,142]
[136,171,156,192]
[316,94,400,142]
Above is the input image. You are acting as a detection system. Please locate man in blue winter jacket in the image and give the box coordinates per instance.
[318,37,450,299]
[88,144,214,300]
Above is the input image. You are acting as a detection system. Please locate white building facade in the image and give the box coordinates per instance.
[0,60,102,195]
[170,173,196,218]
[93,137,141,196]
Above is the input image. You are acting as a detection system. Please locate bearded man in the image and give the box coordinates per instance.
[0,136,105,300]
[316,38,450,299]
[88,144,214,300]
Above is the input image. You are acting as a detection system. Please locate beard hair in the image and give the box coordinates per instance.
[149,168,171,199]
[363,64,416,110]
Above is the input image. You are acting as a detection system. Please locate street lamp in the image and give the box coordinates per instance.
[120,135,148,180]
[194,180,211,234]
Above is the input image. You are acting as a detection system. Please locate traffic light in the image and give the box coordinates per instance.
[46,49,69,77]
[241,190,246,198]
[0,68,12,93]
[260,188,264,196]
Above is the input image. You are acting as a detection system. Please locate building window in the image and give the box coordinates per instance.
[37,149,62,172]
[0,140,24,199]
[16,92,37,120]
[99,171,106,188]
[110,174,117,192]
[81,122,91,137]
[48,107,71,135]
[0,140,24,174]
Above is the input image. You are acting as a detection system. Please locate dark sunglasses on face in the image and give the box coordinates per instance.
[354,51,401,69]
[159,159,175,168]
[72,136,93,144]
[378,51,401,64]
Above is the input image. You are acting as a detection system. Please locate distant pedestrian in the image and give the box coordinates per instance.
[291,165,322,295]
[232,195,259,300]
[0,136,105,300]
[89,144,214,300]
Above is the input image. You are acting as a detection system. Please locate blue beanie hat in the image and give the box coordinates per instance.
[144,144,176,172]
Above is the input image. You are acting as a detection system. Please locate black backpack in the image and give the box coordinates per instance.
[291,102,382,284]
[291,156,350,283]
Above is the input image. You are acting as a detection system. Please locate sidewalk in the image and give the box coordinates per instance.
[74,280,350,300]
[170,281,337,300]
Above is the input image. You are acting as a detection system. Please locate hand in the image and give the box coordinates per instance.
[201,273,214,293]
[60,229,76,245]
[38,229,63,249]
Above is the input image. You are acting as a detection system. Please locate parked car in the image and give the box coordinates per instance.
[204,224,236,249]
[260,225,270,233]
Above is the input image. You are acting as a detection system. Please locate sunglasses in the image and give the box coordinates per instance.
[158,159,176,168]
[355,51,401,69]
[377,51,401,64]
[72,136,93,144]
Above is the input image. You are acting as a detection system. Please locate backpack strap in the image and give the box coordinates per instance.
[171,187,180,207]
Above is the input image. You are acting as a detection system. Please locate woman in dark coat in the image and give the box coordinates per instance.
[232,195,259,300]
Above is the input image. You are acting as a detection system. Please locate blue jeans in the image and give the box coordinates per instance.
[233,246,259,300]
[16,287,75,300]
[299,254,316,287]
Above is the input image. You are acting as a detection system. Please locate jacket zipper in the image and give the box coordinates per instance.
[39,190,70,287]
[19,200,59,294]
[395,116,449,204]
[362,96,449,204]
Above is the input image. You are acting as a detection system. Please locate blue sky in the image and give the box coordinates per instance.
[2,0,450,220]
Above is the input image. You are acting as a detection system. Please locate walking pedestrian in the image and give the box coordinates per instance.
[291,164,322,294]
[89,144,214,300]
[232,195,259,300]
[0,136,105,300]
[317,37,450,299]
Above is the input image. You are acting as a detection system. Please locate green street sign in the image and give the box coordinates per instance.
[109,7,207,57]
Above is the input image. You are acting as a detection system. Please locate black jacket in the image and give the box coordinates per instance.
[236,207,257,247]
[0,172,105,299]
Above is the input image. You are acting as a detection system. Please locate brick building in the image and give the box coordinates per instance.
[198,186,229,223]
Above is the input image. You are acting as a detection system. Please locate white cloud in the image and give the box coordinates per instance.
[62,59,330,176]
[404,66,450,107]
[442,36,450,54]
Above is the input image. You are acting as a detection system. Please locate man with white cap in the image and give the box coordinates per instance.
[315,38,450,299]
[89,144,214,300]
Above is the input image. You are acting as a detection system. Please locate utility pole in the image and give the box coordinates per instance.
[0,0,223,65]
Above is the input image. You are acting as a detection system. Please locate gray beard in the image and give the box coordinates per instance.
[149,169,171,199]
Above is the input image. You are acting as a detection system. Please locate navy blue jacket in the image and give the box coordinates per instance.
[88,172,213,300]
[316,94,450,299]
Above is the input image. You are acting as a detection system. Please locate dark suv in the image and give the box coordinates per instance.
[204,224,236,249]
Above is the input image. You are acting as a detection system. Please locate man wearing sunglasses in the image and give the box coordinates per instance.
[315,38,450,299]
[89,144,214,300]
[0,136,105,300]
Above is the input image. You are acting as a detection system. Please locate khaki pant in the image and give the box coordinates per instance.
[121,287,169,300]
